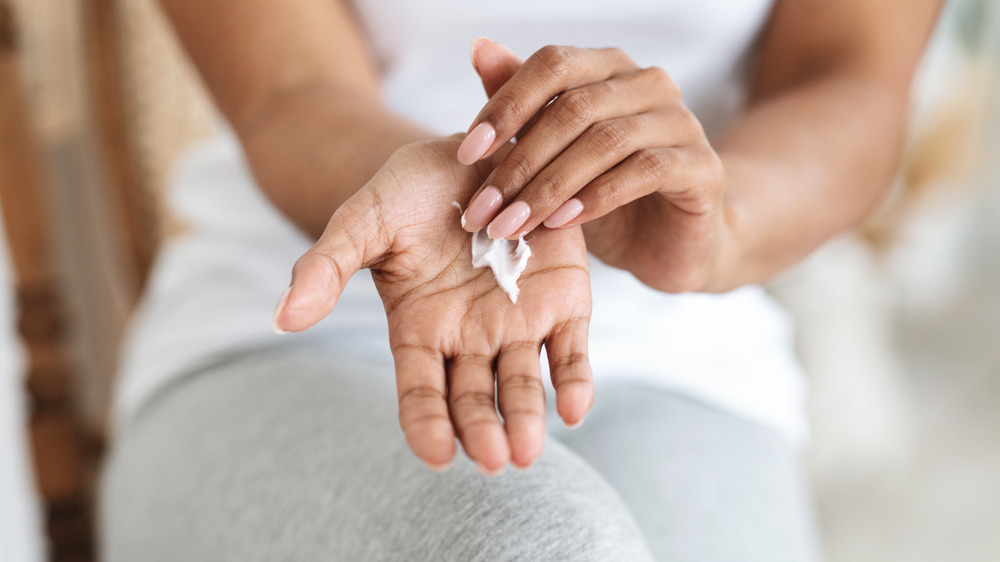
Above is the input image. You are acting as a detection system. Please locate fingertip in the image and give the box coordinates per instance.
[476,462,507,477]
[473,37,522,67]
[460,424,511,474]
[556,379,594,427]
[426,460,453,473]
[507,422,545,469]
[543,199,585,229]
[470,36,491,70]
[463,186,504,232]
[272,287,291,335]
[279,252,351,332]
[275,283,336,333]
[406,425,457,469]
[486,200,531,240]
[457,122,497,166]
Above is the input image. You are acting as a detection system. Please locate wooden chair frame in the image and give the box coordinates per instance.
[1,1,155,560]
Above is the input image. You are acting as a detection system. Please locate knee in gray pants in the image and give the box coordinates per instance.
[101,351,654,561]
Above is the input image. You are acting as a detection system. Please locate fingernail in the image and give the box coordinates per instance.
[512,459,535,471]
[426,461,452,473]
[457,122,496,165]
[462,186,504,231]
[486,201,531,239]
[476,462,506,477]
[543,199,584,229]
[564,416,585,429]
[272,287,291,335]
[470,36,490,71]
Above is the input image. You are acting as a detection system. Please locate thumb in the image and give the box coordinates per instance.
[272,196,383,334]
[470,37,523,98]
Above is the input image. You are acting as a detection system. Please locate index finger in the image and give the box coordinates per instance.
[456,45,637,166]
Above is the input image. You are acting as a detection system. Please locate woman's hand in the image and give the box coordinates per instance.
[272,139,593,473]
[459,39,730,292]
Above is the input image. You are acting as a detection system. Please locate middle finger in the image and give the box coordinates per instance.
[447,353,510,474]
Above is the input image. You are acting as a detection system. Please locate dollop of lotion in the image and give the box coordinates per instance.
[453,201,532,303]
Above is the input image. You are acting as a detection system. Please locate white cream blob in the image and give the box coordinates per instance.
[453,201,532,303]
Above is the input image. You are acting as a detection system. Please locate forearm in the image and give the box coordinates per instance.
[596,0,941,292]
[238,85,432,238]
[707,71,909,290]
[159,0,432,238]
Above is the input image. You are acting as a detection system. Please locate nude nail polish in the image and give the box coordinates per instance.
[272,287,291,335]
[543,199,584,229]
[457,122,497,165]
[462,186,504,231]
[487,201,531,239]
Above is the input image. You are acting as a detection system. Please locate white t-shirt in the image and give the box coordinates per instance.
[115,0,807,441]
[0,208,44,562]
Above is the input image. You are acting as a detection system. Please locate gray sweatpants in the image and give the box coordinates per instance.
[100,347,821,561]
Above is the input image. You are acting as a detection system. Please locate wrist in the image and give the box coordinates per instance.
[697,197,747,293]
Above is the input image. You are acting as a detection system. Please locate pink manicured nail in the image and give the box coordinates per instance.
[457,122,497,165]
[272,287,291,335]
[543,199,584,229]
[487,201,531,239]
[462,186,504,231]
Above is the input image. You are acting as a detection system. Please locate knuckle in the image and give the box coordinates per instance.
[453,417,496,439]
[589,120,631,154]
[487,89,530,132]
[551,352,590,376]
[675,107,705,138]
[498,374,544,395]
[451,390,496,411]
[605,46,629,62]
[592,176,628,203]
[502,339,539,353]
[551,89,595,130]
[553,315,589,338]
[536,168,568,198]
[402,411,450,431]
[399,384,446,406]
[497,150,535,189]
[673,147,724,215]
[295,250,342,284]
[502,407,545,421]
[535,44,574,82]
[696,146,725,188]
[634,148,672,180]
[642,65,677,93]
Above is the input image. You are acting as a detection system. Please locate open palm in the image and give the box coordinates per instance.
[273,139,593,472]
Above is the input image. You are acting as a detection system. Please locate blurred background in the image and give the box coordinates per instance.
[0,0,997,561]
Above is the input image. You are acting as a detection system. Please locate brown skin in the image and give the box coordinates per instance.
[463,2,942,293]
[159,0,941,470]
[276,139,593,472]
